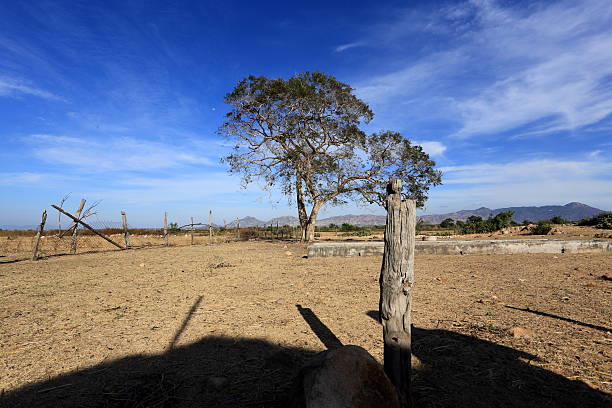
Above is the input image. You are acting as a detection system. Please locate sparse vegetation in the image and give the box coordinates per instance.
[531,221,552,235]
[550,216,568,224]
[439,218,455,228]
[577,212,612,229]
[457,211,515,234]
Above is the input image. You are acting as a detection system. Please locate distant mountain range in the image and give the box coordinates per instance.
[2,203,606,230]
[227,202,607,227]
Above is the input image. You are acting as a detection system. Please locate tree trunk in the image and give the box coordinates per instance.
[296,176,309,240]
[302,202,322,242]
[379,179,416,407]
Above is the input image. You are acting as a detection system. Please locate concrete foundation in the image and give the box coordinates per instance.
[307,239,612,258]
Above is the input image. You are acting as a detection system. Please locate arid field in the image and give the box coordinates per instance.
[1,239,611,407]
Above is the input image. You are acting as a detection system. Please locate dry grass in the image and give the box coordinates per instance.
[0,241,610,407]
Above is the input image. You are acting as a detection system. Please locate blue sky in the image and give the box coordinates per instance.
[1,0,611,228]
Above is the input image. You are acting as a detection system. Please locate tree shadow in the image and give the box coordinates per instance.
[0,335,315,408]
[366,311,610,408]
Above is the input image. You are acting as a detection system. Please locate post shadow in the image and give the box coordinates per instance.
[504,305,612,333]
[296,304,343,349]
[167,295,204,351]
[365,310,609,408]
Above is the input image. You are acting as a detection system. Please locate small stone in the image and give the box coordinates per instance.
[139,263,145,267]
[206,376,229,390]
[508,327,534,339]
[285,251,293,256]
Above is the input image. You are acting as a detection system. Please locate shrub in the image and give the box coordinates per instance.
[550,216,568,224]
[577,212,612,229]
[532,221,552,235]
[439,218,455,228]
[458,211,515,234]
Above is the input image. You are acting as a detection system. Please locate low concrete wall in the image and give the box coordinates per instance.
[307,239,612,257]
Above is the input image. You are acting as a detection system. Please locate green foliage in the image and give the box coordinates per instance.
[439,218,455,228]
[532,221,552,235]
[458,211,515,234]
[522,219,531,226]
[550,216,568,224]
[577,212,612,229]
[340,223,360,231]
[219,71,442,229]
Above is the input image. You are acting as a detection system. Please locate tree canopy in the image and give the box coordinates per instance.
[219,71,442,240]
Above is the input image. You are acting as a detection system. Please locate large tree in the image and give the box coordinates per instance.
[219,72,442,241]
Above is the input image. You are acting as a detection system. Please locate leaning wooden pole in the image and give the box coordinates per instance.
[31,210,48,260]
[164,212,169,247]
[379,179,416,407]
[51,205,124,249]
[71,199,86,254]
[121,211,130,248]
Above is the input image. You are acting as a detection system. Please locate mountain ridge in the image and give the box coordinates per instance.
[228,202,607,227]
[2,203,607,230]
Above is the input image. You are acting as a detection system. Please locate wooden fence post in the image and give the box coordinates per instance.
[190,216,194,246]
[121,211,130,248]
[164,212,168,247]
[235,219,240,240]
[71,199,86,254]
[31,210,48,261]
[379,179,416,407]
[51,206,124,249]
[209,210,212,244]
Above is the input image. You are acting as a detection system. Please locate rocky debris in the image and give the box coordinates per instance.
[507,327,534,339]
[288,345,400,408]
[285,251,293,256]
[597,274,612,281]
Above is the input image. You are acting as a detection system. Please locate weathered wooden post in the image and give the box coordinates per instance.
[235,218,240,240]
[31,210,48,261]
[164,212,169,247]
[52,206,125,249]
[71,199,86,254]
[379,179,416,407]
[209,210,213,244]
[121,211,130,248]
[190,216,195,245]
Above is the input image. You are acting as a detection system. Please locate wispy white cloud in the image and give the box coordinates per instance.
[354,0,612,138]
[335,42,365,52]
[0,77,63,101]
[440,158,612,185]
[588,150,603,158]
[415,140,447,156]
[429,158,612,210]
[23,134,216,172]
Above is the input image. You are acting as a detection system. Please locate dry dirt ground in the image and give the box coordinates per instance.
[0,241,610,407]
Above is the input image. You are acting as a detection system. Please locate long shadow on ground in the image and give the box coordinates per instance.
[366,310,609,408]
[1,315,609,408]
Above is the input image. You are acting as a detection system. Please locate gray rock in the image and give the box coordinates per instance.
[288,345,400,408]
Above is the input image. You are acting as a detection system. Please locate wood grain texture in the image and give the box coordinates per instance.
[379,179,416,407]
[31,210,47,261]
